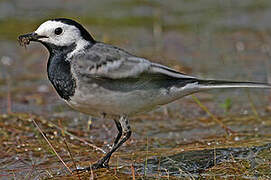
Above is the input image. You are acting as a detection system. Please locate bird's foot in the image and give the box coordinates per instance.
[91,162,109,169]
[73,162,109,173]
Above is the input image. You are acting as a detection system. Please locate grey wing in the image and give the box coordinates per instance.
[72,42,271,106]
[74,42,197,80]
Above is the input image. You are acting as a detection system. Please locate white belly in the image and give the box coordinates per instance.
[67,79,199,119]
[67,84,161,118]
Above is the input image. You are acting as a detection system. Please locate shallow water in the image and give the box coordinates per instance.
[1,0,271,179]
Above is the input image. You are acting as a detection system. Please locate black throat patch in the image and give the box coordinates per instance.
[46,43,77,100]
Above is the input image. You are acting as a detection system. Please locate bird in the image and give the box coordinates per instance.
[18,18,271,171]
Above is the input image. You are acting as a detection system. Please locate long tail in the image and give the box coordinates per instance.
[174,78,271,98]
[196,79,271,90]
[156,78,271,108]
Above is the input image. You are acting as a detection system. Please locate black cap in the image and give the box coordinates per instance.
[52,18,95,43]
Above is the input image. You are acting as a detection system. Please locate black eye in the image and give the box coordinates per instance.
[54,27,63,35]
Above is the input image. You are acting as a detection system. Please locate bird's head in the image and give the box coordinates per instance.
[18,18,95,52]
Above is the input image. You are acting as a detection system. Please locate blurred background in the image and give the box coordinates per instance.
[1,0,271,179]
[1,0,271,115]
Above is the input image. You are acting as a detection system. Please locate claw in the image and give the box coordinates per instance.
[91,162,109,169]
[73,162,109,173]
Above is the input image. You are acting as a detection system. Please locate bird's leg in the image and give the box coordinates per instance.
[112,119,123,147]
[102,119,123,166]
[90,116,131,170]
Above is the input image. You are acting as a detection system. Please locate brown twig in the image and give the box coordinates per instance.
[192,95,235,136]
[89,163,94,180]
[131,164,135,180]
[63,139,80,179]
[46,119,105,153]
[59,118,81,179]
[247,92,262,122]
[32,118,73,174]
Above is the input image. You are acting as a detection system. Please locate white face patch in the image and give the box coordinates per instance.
[35,20,87,47]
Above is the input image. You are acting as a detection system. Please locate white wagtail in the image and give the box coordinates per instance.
[18,18,271,170]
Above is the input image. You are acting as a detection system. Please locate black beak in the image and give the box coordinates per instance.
[18,32,47,46]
